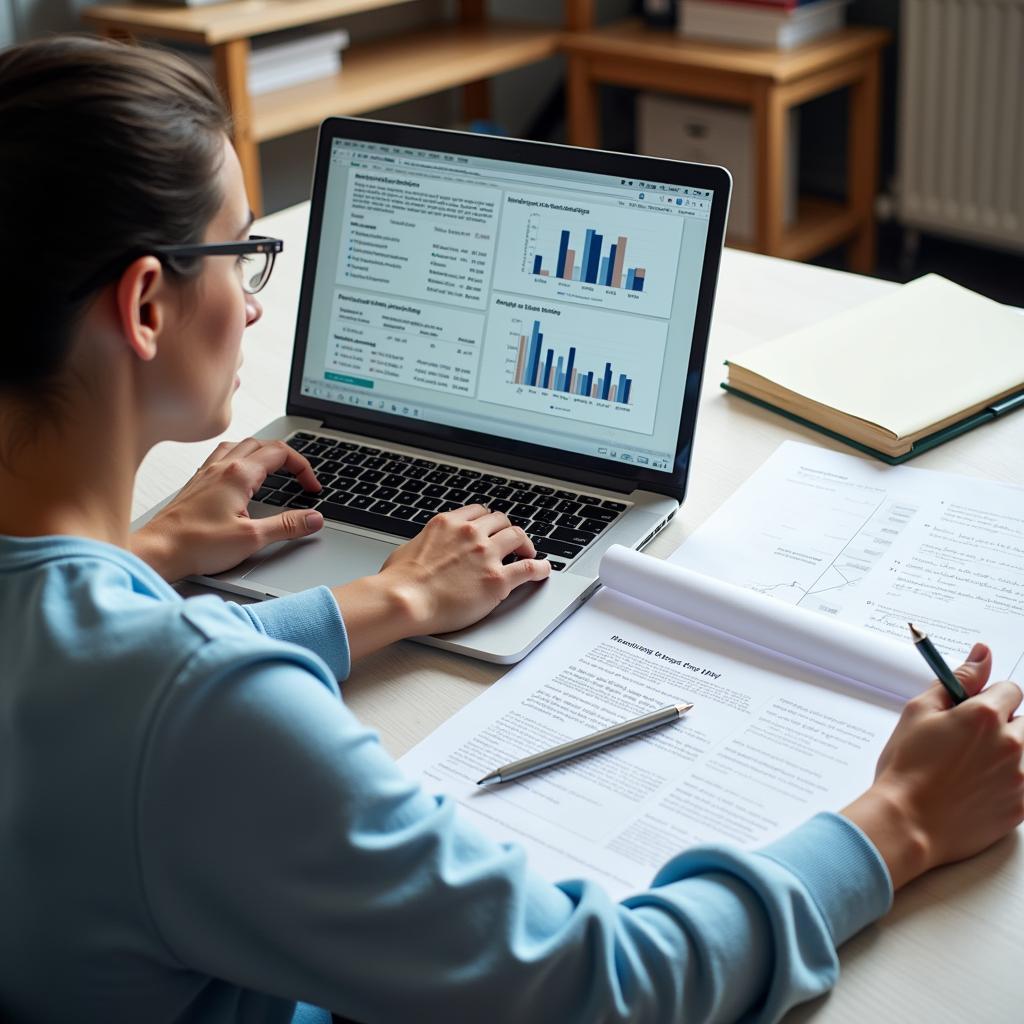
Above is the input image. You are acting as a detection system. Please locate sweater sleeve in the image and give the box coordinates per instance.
[232,586,350,681]
[137,641,891,1024]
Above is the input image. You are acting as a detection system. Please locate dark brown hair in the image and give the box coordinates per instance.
[0,34,231,390]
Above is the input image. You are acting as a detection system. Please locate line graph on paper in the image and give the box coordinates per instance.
[748,498,921,618]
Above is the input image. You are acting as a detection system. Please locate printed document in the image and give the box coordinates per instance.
[400,443,1024,898]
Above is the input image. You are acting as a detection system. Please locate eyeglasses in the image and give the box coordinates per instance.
[68,234,285,302]
[152,234,283,295]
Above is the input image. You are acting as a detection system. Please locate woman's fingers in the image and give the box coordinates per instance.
[491,523,537,560]
[245,441,320,492]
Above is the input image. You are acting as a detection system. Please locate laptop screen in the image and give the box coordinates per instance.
[296,132,718,476]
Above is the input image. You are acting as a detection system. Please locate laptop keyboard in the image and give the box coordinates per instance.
[251,431,630,571]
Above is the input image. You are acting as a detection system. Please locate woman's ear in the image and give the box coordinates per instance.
[114,255,167,362]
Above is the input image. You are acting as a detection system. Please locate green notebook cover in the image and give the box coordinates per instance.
[720,381,1024,465]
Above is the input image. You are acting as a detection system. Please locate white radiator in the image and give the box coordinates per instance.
[898,0,1024,252]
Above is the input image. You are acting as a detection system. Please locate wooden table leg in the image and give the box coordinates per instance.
[567,54,599,149]
[753,80,787,257]
[213,39,262,218]
[462,80,491,124]
[847,52,881,274]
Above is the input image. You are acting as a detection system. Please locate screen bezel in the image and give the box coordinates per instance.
[286,116,731,502]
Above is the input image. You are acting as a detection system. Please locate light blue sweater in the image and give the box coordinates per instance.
[0,535,892,1023]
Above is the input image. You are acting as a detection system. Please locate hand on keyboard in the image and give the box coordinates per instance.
[130,437,325,582]
[330,504,551,659]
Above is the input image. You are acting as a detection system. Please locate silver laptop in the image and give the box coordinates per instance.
[151,118,730,663]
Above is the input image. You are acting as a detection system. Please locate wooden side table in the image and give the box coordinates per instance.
[562,19,889,274]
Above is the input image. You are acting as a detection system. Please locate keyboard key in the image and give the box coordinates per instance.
[264,473,289,489]
[533,494,559,509]
[392,504,417,520]
[436,501,460,513]
[416,495,441,511]
[301,442,327,457]
[363,457,386,471]
[579,505,617,523]
[319,460,343,475]
[558,514,582,529]
[399,479,426,494]
[511,503,536,519]
[438,464,457,473]
[534,538,582,560]
[384,461,407,475]
[490,499,514,513]
[386,452,412,463]
[380,474,405,489]
[358,445,381,455]
[509,516,531,529]
[374,486,399,501]
[303,456,323,469]
[337,441,360,451]
[534,508,558,523]
[489,485,512,499]
[422,483,447,498]
[260,492,288,507]
[286,438,307,452]
[459,469,482,479]
[360,469,384,484]
[467,494,492,507]
[549,560,566,572]
[510,489,534,504]
[336,464,363,481]
[342,452,366,466]
[529,522,553,538]
[280,480,303,495]
[412,509,434,525]
[411,458,434,469]
[288,494,320,509]
[425,470,450,485]
[347,494,375,510]
[253,486,275,502]
[350,481,377,496]
[370,500,396,515]
[580,518,610,534]
[530,484,555,495]
[556,500,581,515]
[554,490,578,500]
[602,500,627,511]
[294,432,316,441]
[318,501,422,539]
[550,526,598,547]
[448,475,476,491]
[446,488,470,504]
[482,474,508,485]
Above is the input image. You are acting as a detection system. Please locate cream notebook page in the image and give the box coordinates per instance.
[728,274,1024,439]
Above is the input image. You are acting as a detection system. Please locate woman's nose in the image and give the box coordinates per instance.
[245,293,263,328]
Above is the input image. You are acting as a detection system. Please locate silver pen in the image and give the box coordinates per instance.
[477,702,695,786]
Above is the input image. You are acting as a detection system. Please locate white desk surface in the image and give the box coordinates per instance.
[134,202,1024,1023]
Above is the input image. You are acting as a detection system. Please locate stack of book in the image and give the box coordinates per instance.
[189,29,350,95]
[678,0,848,49]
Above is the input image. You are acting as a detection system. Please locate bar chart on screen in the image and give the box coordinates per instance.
[477,297,666,433]
[493,193,683,319]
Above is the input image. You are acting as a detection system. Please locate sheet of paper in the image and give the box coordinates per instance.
[671,441,1024,684]
[399,569,899,900]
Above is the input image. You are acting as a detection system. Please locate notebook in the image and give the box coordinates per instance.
[138,117,732,663]
[722,274,1024,463]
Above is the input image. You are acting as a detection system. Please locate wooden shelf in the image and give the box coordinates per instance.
[82,0,418,46]
[561,17,890,84]
[252,22,560,141]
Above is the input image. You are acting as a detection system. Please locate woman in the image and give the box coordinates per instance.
[1,35,1022,1024]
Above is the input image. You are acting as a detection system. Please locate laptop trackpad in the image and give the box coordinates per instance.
[242,529,399,592]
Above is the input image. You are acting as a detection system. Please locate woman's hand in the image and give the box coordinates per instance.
[330,504,551,661]
[130,438,324,581]
[843,643,1024,890]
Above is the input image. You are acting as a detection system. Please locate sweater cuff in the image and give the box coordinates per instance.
[757,812,893,946]
[241,586,351,682]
